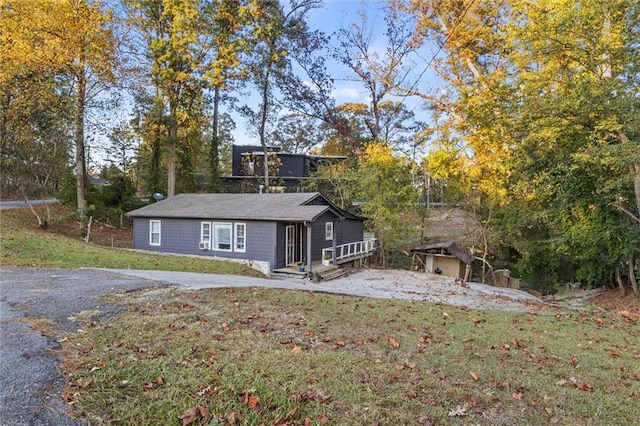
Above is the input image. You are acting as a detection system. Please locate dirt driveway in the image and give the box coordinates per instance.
[103,267,558,312]
[0,267,567,425]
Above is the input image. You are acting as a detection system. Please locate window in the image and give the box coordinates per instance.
[201,222,211,249]
[149,220,161,246]
[325,222,333,241]
[234,223,246,252]
[213,223,232,251]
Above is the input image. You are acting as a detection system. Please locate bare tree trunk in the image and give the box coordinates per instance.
[209,86,221,192]
[167,102,178,198]
[629,258,639,296]
[259,71,271,193]
[633,163,640,215]
[615,266,626,297]
[75,74,87,217]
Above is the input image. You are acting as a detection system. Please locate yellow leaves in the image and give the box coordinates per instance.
[0,0,116,84]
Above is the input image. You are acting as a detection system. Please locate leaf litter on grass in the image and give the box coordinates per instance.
[60,287,640,425]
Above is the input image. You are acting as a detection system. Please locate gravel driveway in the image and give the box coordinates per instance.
[0,267,556,425]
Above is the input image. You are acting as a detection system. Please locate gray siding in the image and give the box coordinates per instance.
[133,217,278,267]
[132,212,363,271]
[310,212,332,260]
[336,218,364,246]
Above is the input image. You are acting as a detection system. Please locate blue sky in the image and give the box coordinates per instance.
[230,0,437,147]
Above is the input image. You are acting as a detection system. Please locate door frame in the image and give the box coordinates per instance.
[285,223,304,265]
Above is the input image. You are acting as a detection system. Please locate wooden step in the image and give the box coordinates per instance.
[319,266,346,281]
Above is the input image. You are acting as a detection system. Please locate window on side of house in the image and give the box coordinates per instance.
[150,220,161,246]
[201,222,211,248]
[234,223,246,252]
[213,222,232,251]
[325,221,333,241]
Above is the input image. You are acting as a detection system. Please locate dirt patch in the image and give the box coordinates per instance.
[17,203,134,248]
[332,268,558,313]
[591,288,640,315]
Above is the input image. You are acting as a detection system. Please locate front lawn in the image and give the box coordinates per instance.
[61,286,640,425]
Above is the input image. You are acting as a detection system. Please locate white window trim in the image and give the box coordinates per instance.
[212,222,232,252]
[200,222,211,249]
[149,220,161,246]
[325,222,333,241]
[234,223,246,252]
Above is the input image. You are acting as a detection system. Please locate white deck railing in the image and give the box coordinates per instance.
[322,238,377,266]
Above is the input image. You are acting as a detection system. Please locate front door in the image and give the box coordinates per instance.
[285,224,303,265]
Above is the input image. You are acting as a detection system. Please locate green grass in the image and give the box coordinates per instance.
[3,205,639,424]
[61,287,640,425]
[0,206,263,276]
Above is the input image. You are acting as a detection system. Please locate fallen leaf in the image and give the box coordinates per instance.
[178,406,210,426]
[142,376,164,391]
[387,337,400,348]
[575,382,593,392]
[247,395,260,408]
[292,345,302,353]
[470,371,479,381]
[273,407,297,425]
[512,392,523,400]
[404,390,417,399]
[617,310,638,322]
[317,413,330,423]
[448,404,467,417]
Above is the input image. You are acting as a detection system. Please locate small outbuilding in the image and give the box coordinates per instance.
[410,240,474,280]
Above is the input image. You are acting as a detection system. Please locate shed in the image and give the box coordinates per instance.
[410,240,474,280]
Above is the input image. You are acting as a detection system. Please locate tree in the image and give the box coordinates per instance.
[1,0,119,216]
[243,0,323,192]
[270,113,325,153]
[394,0,640,289]
[353,142,420,268]
[333,8,418,152]
[0,72,72,224]
[126,0,208,198]
[201,0,250,192]
[106,121,138,176]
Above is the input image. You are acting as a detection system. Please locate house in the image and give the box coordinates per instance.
[410,240,474,280]
[126,192,374,275]
[223,145,347,192]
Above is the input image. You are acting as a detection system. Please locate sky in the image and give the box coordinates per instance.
[93,0,439,168]
[229,0,438,148]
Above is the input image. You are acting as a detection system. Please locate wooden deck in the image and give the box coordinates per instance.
[272,261,334,278]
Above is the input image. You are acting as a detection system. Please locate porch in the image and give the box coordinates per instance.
[322,238,377,266]
[272,261,345,281]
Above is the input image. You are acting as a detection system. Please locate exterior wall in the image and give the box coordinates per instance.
[132,212,364,271]
[336,218,364,246]
[132,217,278,268]
[428,254,465,279]
[278,154,306,178]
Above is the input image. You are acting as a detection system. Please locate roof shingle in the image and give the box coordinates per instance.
[126,192,351,222]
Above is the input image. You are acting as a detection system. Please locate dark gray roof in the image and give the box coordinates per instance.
[126,192,358,222]
[410,240,475,265]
